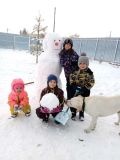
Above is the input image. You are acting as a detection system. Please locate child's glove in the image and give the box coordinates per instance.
[51,106,62,113]
[64,61,70,67]
[75,86,88,96]
[14,104,23,111]
[19,105,23,111]
[75,86,82,96]
[40,107,50,113]
[14,104,19,112]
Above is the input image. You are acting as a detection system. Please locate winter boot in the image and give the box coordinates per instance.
[11,113,18,118]
[71,114,76,121]
[79,111,84,121]
[70,107,77,121]
[25,112,31,117]
[42,114,49,123]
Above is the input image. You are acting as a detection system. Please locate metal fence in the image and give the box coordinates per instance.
[0,32,30,50]
[0,32,120,64]
[73,37,120,64]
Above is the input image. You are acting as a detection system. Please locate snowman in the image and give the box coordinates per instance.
[34,32,63,104]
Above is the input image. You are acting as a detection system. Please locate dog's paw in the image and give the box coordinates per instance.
[84,128,91,133]
[114,122,119,125]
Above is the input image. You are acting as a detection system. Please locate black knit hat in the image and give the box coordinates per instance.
[47,74,58,84]
[63,38,73,48]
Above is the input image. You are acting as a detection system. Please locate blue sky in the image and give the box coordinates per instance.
[0,0,120,37]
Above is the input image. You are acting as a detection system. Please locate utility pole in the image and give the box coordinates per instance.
[53,7,56,32]
[109,31,112,38]
[7,28,9,33]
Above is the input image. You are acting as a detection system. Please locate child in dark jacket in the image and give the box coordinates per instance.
[59,38,79,99]
[36,74,64,122]
[69,53,95,121]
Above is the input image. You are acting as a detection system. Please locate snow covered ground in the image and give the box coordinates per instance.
[0,49,120,160]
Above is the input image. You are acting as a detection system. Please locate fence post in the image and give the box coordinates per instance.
[93,38,99,60]
[28,36,31,52]
[13,35,15,49]
[113,39,119,63]
[79,39,82,54]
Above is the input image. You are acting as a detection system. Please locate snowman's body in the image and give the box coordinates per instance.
[34,33,63,103]
[40,93,59,111]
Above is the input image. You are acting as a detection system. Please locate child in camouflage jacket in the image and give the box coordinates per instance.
[69,53,95,121]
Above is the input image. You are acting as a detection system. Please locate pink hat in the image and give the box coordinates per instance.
[11,78,24,91]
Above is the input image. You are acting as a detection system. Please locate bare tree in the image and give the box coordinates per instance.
[69,33,80,38]
[31,14,48,63]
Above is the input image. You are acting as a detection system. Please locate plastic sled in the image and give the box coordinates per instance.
[54,107,70,125]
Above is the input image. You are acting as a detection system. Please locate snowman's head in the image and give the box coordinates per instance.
[43,33,63,53]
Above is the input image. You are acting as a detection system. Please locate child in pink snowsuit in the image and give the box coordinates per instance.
[8,78,31,118]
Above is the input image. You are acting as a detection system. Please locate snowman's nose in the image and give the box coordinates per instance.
[55,42,59,46]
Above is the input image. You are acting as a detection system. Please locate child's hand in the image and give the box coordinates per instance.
[64,61,69,67]
[19,105,23,110]
[41,107,50,113]
[74,86,83,96]
[51,106,62,113]
[14,104,19,111]
[75,86,82,93]
[14,104,19,108]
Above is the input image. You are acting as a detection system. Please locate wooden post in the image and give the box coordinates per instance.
[53,7,56,32]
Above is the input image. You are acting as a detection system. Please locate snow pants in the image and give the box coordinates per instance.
[10,104,31,115]
[36,107,60,121]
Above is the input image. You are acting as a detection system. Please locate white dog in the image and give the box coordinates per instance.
[34,33,63,104]
[67,95,120,133]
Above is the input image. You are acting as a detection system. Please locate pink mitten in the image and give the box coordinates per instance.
[41,107,50,113]
[14,104,19,112]
[51,106,62,113]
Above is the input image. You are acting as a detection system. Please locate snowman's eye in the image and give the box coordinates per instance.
[54,40,56,42]
[59,40,61,42]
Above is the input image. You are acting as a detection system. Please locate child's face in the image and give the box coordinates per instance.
[79,62,87,70]
[48,80,57,89]
[64,43,72,50]
[13,84,23,93]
